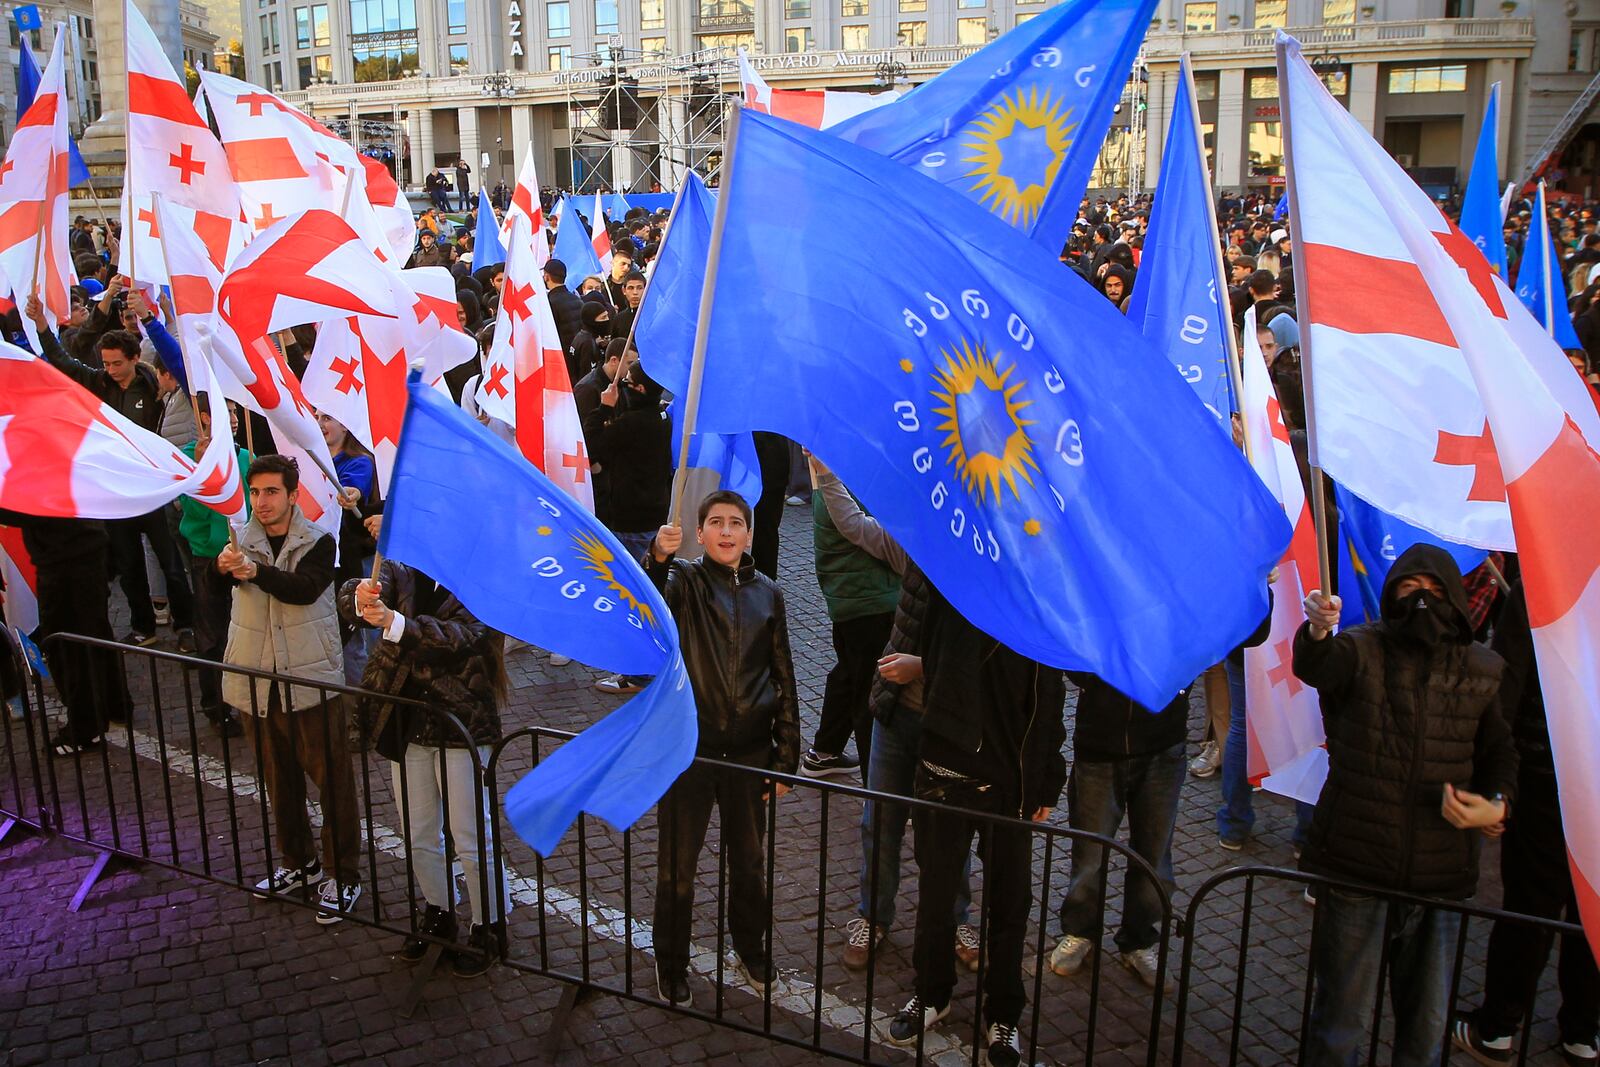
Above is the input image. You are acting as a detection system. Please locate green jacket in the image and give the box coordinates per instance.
[811,481,899,623]
[179,442,252,559]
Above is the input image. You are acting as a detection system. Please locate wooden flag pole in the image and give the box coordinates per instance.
[666,108,742,530]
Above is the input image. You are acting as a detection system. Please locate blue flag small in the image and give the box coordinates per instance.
[1459,83,1508,278]
[551,195,604,292]
[17,38,90,189]
[1513,189,1583,350]
[12,5,40,30]
[1334,483,1488,625]
[471,187,506,269]
[380,379,696,854]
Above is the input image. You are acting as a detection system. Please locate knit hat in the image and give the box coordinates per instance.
[1269,314,1300,352]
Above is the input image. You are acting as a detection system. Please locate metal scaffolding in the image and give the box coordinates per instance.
[563,44,736,194]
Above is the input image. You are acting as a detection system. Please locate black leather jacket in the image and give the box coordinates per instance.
[646,550,801,772]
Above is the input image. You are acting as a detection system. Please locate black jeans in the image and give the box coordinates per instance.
[188,557,232,711]
[653,760,771,979]
[813,612,892,765]
[108,509,193,633]
[911,770,1033,1025]
[36,549,130,742]
[1477,764,1600,1046]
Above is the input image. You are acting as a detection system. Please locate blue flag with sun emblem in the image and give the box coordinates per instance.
[826,0,1157,256]
[638,110,1290,708]
[380,379,696,855]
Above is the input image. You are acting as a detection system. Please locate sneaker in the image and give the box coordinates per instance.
[399,904,457,963]
[253,860,323,899]
[175,628,197,654]
[153,601,171,627]
[1450,1018,1513,1065]
[955,923,981,973]
[593,674,643,695]
[122,630,159,648]
[1303,886,1316,906]
[450,923,496,978]
[656,963,692,1007]
[734,953,776,996]
[799,749,860,779]
[1562,1038,1599,1066]
[1189,739,1221,778]
[1049,933,1094,977]
[983,1021,1021,1067]
[784,494,807,506]
[549,652,572,667]
[1219,834,1245,852]
[314,879,362,925]
[888,994,951,1047]
[842,916,886,971]
[1119,945,1173,993]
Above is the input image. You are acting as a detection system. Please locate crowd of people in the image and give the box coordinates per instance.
[3,182,1600,1067]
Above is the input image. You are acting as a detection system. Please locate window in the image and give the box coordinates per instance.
[697,31,755,50]
[640,34,666,54]
[956,16,986,44]
[1014,11,1034,23]
[785,26,811,50]
[898,0,924,10]
[450,42,469,70]
[699,0,753,24]
[316,53,332,78]
[547,1,569,36]
[1183,2,1215,32]
[1387,64,1467,94]
[896,19,925,45]
[298,55,313,85]
[1572,30,1584,73]
[1320,69,1348,95]
[1322,0,1353,24]
[295,6,311,47]
[957,0,983,8]
[1248,73,1277,98]
[785,0,809,15]
[841,22,869,48]
[841,0,867,12]
[548,44,571,68]
[313,4,330,44]
[595,0,618,34]
[1254,0,1286,28]
[641,0,664,28]
[350,0,419,81]
[1194,73,1218,100]
[260,12,281,51]
[1249,121,1283,179]
[447,0,467,33]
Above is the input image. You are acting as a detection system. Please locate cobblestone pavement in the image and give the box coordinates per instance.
[0,505,1568,1066]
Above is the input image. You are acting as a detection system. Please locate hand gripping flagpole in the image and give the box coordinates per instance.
[667,105,742,529]
[1275,32,1334,597]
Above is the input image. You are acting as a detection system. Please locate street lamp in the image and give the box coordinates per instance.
[874,60,907,88]
[482,72,515,190]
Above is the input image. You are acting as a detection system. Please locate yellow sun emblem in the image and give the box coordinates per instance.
[961,87,1077,230]
[573,532,656,629]
[931,340,1038,504]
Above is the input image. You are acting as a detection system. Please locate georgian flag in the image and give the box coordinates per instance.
[0,525,39,638]
[589,192,612,275]
[501,144,549,269]
[736,47,899,130]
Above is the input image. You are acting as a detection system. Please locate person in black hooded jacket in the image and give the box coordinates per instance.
[1295,544,1517,1067]
[568,301,611,385]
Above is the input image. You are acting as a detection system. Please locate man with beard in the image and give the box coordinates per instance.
[1295,545,1517,1067]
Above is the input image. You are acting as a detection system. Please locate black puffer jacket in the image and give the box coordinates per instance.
[580,376,671,534]
[337,562,505,751]
[646,550,800,773]
[40,329,162,433]
[869,562,931,723]
[1292,544,1516,899]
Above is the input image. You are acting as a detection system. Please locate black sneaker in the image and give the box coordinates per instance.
[799,750,860,779]
[1451,1018,1514,1065]
[175,628,198,654]
[400,904,458,963]
[253,860,323,899]
[314,878,362,925]
[734,954,776,996]
[888,994,950,1047]
[984,1021,1021,1067]
[656,964,692,1008]
[450,923,496,978]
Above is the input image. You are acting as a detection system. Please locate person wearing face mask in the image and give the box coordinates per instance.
[1294,544,1518,1067]
[568,301,611,385]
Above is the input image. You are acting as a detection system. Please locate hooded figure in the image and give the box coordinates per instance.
[568,301,612,384]
[1100,263,1134,307]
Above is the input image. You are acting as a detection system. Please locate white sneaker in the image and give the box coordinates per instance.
[1049,933,1094,976]
[1189,739,1221,778]
[983,1021,1021,1067]
[315,879,362,925]
[152,602,171,627]
[1119,945,1173,993]
[549,652,572,667]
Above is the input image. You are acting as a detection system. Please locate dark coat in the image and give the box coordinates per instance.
[336,562,504,751]
[869,562,931,722]
[39,329,162,433]
[547,283,584,355]
[1491,581,1552,773]
[1292,544,1517,898]
[580,380,670,534]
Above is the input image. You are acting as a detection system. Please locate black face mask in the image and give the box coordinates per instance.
[592,319,611,338]
[1384,588,1456,648]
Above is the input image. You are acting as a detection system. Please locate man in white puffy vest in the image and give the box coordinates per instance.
[217,454,363,925]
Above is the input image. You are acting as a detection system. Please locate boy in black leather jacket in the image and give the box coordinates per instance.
[645,489,801,1008]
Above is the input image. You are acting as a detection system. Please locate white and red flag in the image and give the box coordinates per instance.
[736,47,899,130]
[0,525,39,638]
[199,71,415,264]
[1282,27,1600,962]
[589,192,612,276]
[501,144,548,269]
[476,213,593,507]
[1238,306,1326,804]
[0,340,244,520]
[302,266,475,489]
[0,31,74,350]
[120,0,245,282]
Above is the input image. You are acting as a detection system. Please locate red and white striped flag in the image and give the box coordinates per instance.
[501,144,548,269]
[1283,28,1600,961]
[477,213,593,507]
[736,47,899,130]
[589,192,612,276]
[0,525,39,638]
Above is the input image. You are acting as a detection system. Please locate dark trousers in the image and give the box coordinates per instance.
[911,772,1033,1025]
[242,696,362,884]
[456,186,470,211]
[187,557,232,710]
[752,432,790,580]
[108,509,193,634]
[36,552,130,742]
[653,761,770,979]
[1477,765,1600,1046]
[813,612,893,765]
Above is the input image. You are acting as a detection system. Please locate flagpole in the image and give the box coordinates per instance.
[123,0,136,289]
[1539,179,1557,339]
[149,192,204,431]
[618,179,691,360]
[1182,51,1251,466]
[1275,33,1334,597]
[29,146,53,304]
[667,107,742,529]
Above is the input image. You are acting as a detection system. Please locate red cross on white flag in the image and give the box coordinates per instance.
[501,144,549,270]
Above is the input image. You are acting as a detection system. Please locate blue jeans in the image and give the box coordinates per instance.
[1058,742,1184,952]
[1305,889,1461,1067]
[342,555,378,687]
[858,712,971,929]
[1217,656,1253,842]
